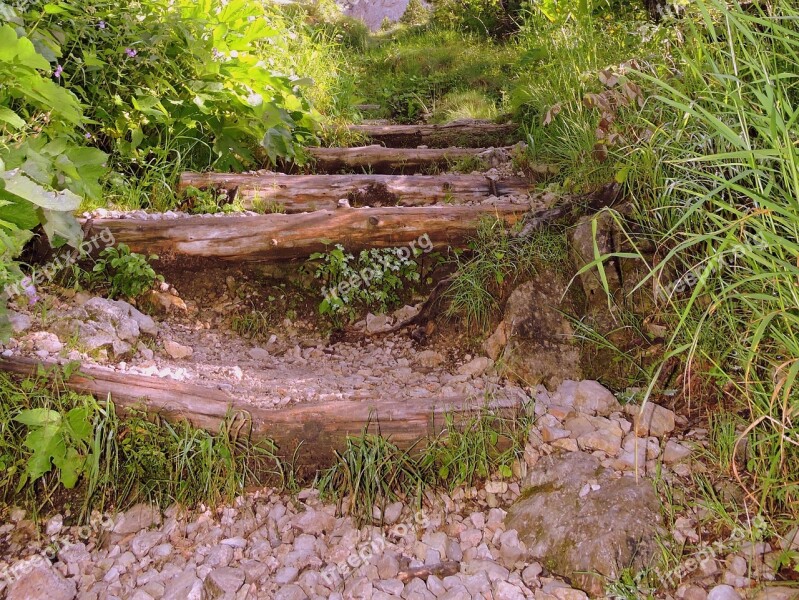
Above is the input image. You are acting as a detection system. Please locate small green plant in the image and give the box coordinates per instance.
[92,244,164,299]
[450,155,489,173]
[421,405,532,490]
[316,425,429,526]
[182,186,242,215]
[14,405,94,490]
[431,89,499,123]
[231,309,272,339]
[605,566,656,600]
[446,219,569,331]
[311,244,421,323]
[400,0,430,26]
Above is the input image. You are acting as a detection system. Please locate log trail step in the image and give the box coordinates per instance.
[83,202,548,264]
[348,119,519,148]
[307,145,507,174]
[178,173,534,212]
[0,356,524,467]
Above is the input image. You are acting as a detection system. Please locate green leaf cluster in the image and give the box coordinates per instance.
[13,405,93,489]
[92,243,163,299]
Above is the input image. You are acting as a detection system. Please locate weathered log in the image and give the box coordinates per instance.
[0,356,522,468]
[348,120,519,148]
[307,145,498,174]
[83,202,547,264]
[178,173,533,211]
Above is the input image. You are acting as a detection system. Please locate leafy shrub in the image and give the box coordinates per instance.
[13,405,94,490]
[432,0,524,36]
[431,89,498,123]
[311,244,421,322]
[18,0,318,174]
[0,19,107,338]
[92,243,163,299]
[401,0,431,26]
[319,16,370,51]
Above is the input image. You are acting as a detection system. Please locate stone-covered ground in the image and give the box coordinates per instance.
[2,377,795,600]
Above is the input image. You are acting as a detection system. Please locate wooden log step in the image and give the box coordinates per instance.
[83,202,544,264]
[348,120,519,148]
[178,173,533,212]
[307,145,500,174]
[0,356,524,468]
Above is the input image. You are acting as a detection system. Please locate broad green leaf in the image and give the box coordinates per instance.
[0,107,24,129]
[0,25,18,62]
[0,193,40,230]
[14,408,62,427]
[24,424,65,481]
[1,170,81,210]
[41,208,83,248]
[66,406,92,442]
[16,37,49,70]
[53,447,84,488]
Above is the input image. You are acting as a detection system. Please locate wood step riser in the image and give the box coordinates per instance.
[178,173,533,212]
[0,357,523,469]
[349,121,519,148]
[306,145,499,174]
[83,203,544,264]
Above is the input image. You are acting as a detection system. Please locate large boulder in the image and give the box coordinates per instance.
[486,273,581,389]
[506,452,662,596]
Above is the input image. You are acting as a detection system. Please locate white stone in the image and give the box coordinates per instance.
[164,339,193,359]
[707,585,743,600]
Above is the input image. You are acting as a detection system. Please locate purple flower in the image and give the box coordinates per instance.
[53,64,63,78]
[124,48,137,58]
[20,277,38,305]
[98,20,106,29]
[84,132,92,140]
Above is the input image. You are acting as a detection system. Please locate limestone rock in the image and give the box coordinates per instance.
[506,452,661,596]
[366,313,393,334]
[84,297,157,337]
[141,289,188,314]
[338,0,418,30]
[203,567,245,599]
[292,508,335,535]
[164,339,193,359]
[499,275,581,389]
[6,560,76,600]
[248,347,270,361]
[458,356,493,378]
[113,503,161,535]
[572,380,621,416]
[415,350,444,368]
[393,304,419,323]
[663,439,692,463]
[707,585,743,600]
[7,311,31,334]
[483,321,508,361]
[628,402,676,437]
[29,331,63,354]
